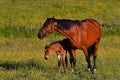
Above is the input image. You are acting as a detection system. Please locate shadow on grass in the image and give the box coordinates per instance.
[0,59,46,70]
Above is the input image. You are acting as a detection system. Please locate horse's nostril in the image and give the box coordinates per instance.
[38,33,43,39]
[45,57,48,60]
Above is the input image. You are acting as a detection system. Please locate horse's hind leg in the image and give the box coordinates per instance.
[86,54,92,72]
[62,53,66,73]
[83,47,92,72]
[92,42,99,74]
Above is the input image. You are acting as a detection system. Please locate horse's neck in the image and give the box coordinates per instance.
[49,43,61,52]
[56,24,80,48]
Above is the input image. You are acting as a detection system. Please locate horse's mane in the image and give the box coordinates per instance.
[57,19,80,30]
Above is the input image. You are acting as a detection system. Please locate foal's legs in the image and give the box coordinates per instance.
[62,53,67,73]
[57,53,61,72]
[57,52,67,73]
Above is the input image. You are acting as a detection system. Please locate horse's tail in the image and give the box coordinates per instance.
[88,44,95,56]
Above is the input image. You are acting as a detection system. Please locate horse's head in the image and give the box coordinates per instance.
[44,45,50,60]
[38,17,57,39]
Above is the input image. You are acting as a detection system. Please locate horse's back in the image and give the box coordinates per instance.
[80,19,101,46]
[81,19,100,28]
[81,19,101,35]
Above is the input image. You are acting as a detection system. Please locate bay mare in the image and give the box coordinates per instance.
[38,17,101,73]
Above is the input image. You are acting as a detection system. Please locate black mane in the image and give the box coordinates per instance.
[57,19,80,30]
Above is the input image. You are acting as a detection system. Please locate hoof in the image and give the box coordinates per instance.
[85,68,91,72]
[71,69,77,74]
[92,69,97,74]
[71,69,74,73]
[58,69,61,73]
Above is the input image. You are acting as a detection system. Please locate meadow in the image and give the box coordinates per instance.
[0,36,120,80]
[0,0,120,80]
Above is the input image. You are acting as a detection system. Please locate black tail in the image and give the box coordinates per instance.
[88,44,95,55]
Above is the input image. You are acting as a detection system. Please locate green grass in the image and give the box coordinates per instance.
[0,0,119,24]
[0,0,120,80]
[0,36,120,80]
[0,0,120,38]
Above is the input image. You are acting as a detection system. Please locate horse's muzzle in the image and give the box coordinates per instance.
[38,33,43,39]
[38,31,45,39]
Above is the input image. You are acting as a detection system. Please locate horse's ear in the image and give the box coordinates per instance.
[46,16,48,19]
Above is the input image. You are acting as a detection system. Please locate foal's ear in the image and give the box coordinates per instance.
[52,16,54,19]
[45,45,48,49]
[46,16,48,19]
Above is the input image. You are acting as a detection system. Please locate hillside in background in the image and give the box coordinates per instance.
[0,0,119,38]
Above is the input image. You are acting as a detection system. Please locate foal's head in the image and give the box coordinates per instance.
[44,45,51,60]
[38,17,57,39]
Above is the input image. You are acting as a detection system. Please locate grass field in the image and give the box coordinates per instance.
[0,0,120,80]
[0,36,120,80]
[0,0,120,38]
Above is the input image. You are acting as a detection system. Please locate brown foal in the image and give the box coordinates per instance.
[44,38,75,73]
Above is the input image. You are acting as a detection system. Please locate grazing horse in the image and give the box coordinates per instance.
[44,38,75,73]
[38,17,101,73]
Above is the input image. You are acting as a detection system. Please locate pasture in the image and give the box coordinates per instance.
[0,36,120,80]
[0,0,120,80]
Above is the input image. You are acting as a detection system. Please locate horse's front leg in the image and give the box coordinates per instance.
[70,49,76,73]
[70,53,73,69]
[65,54,68,68]
[62,53,66,73]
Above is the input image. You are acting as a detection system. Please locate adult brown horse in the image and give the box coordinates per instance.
[38,17,101,73]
